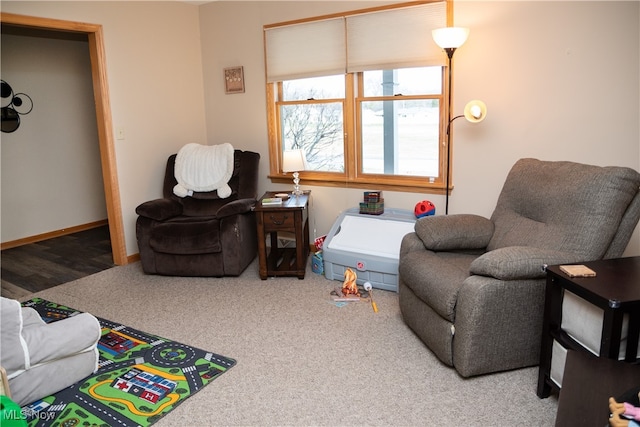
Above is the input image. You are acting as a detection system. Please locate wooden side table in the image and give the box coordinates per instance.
[537,257,640,398]
[254,191,310,280]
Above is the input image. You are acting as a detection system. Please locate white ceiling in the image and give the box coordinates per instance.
[180,1,215,5]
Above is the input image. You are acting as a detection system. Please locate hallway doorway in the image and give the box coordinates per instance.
[1,12,127,265]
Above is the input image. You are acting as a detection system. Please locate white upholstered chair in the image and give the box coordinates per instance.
[0,297,101,406]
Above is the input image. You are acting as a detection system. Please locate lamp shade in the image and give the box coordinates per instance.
[432,27,470,49]
[282,149,307,172]
[463,100,487,123]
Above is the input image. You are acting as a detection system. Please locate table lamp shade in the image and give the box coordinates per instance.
[283,149,307,172]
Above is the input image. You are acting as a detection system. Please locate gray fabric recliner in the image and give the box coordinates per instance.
[0,297,101,406]
[399,158,640,377]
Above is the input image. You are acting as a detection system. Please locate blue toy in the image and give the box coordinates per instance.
[414,200,436,218]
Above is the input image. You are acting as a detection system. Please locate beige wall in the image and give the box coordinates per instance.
[200,1,640,255]
[2,1,639,257]
[1,1,208,254]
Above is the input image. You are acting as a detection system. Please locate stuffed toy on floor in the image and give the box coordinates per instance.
[610,386,640,427]
[342,268,359,297]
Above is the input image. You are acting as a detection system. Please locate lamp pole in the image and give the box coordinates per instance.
[433,28,487,215]
[432,27,469,215]
[444,48,456,215]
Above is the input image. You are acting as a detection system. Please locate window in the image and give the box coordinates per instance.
[265,1,450,192]
[280,75,345,173]
[359,67,442,178]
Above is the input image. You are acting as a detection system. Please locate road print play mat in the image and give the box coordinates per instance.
[19,298,236,427]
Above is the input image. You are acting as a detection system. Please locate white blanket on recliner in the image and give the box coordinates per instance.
[173,143,234,198]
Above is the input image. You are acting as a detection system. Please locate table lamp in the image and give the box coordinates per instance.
[282,149,307,196]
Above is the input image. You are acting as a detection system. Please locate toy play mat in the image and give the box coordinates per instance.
[18,298,236,427]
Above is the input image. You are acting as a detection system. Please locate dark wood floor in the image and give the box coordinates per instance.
[1,225,114,299]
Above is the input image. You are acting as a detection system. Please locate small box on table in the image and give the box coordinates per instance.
[364,191,382,203]
[359,200,384,215]
[360,191,384,215]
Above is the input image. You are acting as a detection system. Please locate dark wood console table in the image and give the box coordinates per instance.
[537,257,640,398]
[254,191,310,280]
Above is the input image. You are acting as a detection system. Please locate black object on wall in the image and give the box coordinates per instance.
[1,80,34,133]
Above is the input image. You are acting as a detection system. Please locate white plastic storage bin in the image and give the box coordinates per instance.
[323,207,416,292]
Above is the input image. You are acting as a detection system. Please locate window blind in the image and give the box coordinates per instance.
[346,2,447,72]
[264,17,346,83]
[264,1,447,82]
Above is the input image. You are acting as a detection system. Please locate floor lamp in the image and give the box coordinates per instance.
[432,27,487,215]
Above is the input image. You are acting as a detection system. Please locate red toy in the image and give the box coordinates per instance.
[414,200,436,218]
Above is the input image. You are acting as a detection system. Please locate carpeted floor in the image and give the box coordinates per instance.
[22,258,559,426]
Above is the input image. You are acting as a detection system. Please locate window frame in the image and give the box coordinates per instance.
[354,71,446,188]
[265,1,452,194]
[277,77,348,174]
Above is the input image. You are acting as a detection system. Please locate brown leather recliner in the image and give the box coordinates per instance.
[135,149,260,276]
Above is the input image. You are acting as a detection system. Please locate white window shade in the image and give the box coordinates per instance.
[346,2,447,72]
[264,2,447,82]
[265,18,346,82]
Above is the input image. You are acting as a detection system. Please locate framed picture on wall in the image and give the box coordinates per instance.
[224,66,245,94]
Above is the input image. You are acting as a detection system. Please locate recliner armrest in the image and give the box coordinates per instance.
[400,232,427,257]
[135,198,183,221]
[415,214,494,251]
[216,198,256,219]
[470,246,584,280]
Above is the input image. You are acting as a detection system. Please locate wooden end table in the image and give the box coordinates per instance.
[254,191,310,280]
[537,256,640,398]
